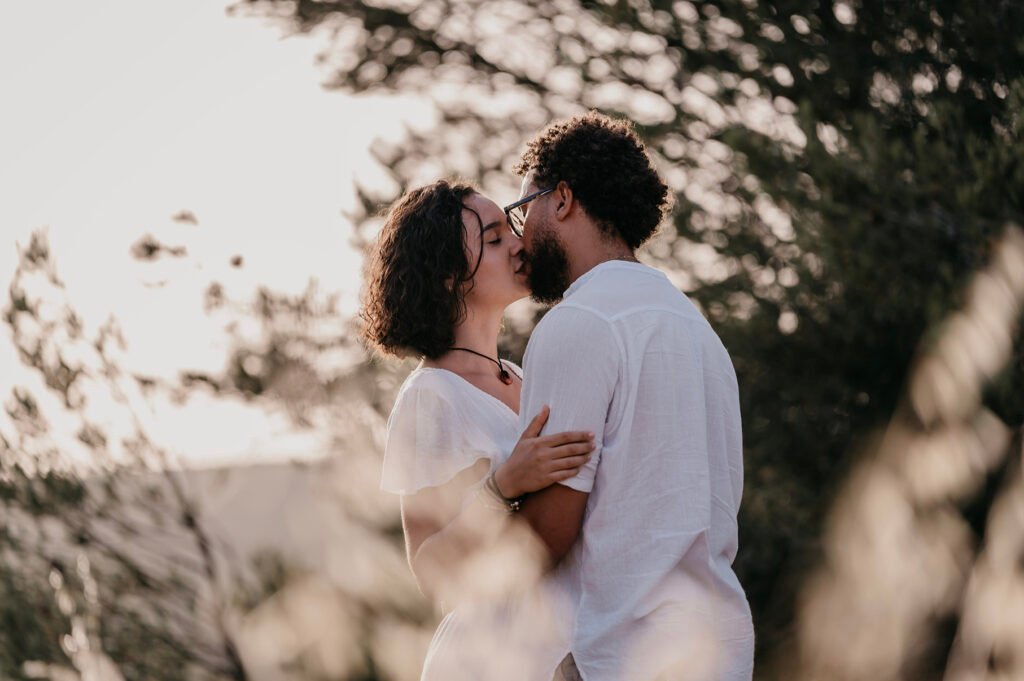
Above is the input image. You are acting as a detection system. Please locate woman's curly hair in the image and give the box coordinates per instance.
[360,179,480,359]
[514,112,670,249]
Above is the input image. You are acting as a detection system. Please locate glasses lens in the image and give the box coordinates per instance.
[509,209,524,237]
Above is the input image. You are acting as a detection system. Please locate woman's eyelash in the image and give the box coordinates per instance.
[488,238,501,245]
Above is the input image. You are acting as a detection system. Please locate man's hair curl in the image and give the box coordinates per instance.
[514,112,670,249]
[359,179,478,359]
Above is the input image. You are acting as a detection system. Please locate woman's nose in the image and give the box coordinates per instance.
[509,236,524,258]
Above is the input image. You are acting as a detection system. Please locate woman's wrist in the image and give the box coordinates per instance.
[493,464,521,499]
[486,471,524,512]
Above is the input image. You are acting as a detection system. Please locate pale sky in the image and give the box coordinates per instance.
[0,1,433,468]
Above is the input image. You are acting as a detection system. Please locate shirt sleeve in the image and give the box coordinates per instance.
[380,380,491,495]
[519,305,621,493]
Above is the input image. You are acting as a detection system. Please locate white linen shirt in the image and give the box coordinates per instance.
[520,261,755,681]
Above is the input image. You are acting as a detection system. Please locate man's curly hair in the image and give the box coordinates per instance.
[514,112,670,249]
[360,179,480,359]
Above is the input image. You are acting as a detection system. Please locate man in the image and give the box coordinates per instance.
[504,112,755,681]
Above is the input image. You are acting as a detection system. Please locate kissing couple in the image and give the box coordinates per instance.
[362,112,755,681]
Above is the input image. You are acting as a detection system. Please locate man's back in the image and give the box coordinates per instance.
[520,261,754,681]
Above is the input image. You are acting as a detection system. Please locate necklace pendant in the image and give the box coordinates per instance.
[499,369,513,385]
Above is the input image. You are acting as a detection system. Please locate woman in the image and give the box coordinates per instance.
[360,180,590,680]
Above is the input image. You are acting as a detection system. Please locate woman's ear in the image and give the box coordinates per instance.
[555,180,573,220]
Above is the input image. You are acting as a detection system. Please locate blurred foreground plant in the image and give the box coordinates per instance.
[2,227,436,681]
[794,227,1024,681]
[2,232,246,680]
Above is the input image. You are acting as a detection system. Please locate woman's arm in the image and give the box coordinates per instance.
[399,408,595,603]
[400,459,496,602]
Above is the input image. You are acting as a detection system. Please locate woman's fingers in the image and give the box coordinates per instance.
[540,430,594,447]
[545,442,595,460]
[522,405,551,439]
[551,467,583,482]
[549,453,591,471]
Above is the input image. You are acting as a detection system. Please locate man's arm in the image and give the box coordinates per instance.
[517,305,620,564]
[518,483,588,564]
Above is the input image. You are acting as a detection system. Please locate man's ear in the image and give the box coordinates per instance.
[554,180,574,220]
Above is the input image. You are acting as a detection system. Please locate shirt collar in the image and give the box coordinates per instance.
[563,259,655,299]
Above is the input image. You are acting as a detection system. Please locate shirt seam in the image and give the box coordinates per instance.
[541,303,628,375]
[556,295,706,328]
[605,303,703,324]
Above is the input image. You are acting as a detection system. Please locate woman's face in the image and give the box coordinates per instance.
[459,192,529,309]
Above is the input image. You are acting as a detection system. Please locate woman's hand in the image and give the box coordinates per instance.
[493,405,596,499]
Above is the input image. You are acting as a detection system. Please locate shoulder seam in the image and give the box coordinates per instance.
[606,304,706,324]
[537,302,627,370]
[549,301,613,322]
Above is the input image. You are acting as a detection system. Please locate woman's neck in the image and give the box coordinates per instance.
[425,305,504,374]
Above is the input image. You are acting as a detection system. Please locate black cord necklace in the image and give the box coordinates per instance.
[449,347,513,385]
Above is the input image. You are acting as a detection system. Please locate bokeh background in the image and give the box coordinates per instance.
[3,1,1023,680]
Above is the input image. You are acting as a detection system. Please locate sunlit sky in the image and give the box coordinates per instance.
[1,1,433,468]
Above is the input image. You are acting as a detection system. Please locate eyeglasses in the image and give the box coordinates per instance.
[503,187,555,238]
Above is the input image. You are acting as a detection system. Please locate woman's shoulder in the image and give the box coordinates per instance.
[381,368,495,495]
[389,367,469,420]
[395,366,458,400]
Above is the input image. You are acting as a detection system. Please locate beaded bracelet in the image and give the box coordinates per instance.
[479,471,525,513]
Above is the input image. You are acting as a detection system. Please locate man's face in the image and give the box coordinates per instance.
[518,172,572,305]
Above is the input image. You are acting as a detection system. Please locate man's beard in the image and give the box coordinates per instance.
[524,222,571,305]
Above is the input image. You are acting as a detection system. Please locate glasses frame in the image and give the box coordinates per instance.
[503,186,555,237]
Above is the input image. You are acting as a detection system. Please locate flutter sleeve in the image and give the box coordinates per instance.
[380,377,492,495]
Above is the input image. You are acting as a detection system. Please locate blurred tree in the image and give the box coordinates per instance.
[229,0,1024,675]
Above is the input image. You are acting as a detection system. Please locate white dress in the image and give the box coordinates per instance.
[381,364,572,681]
